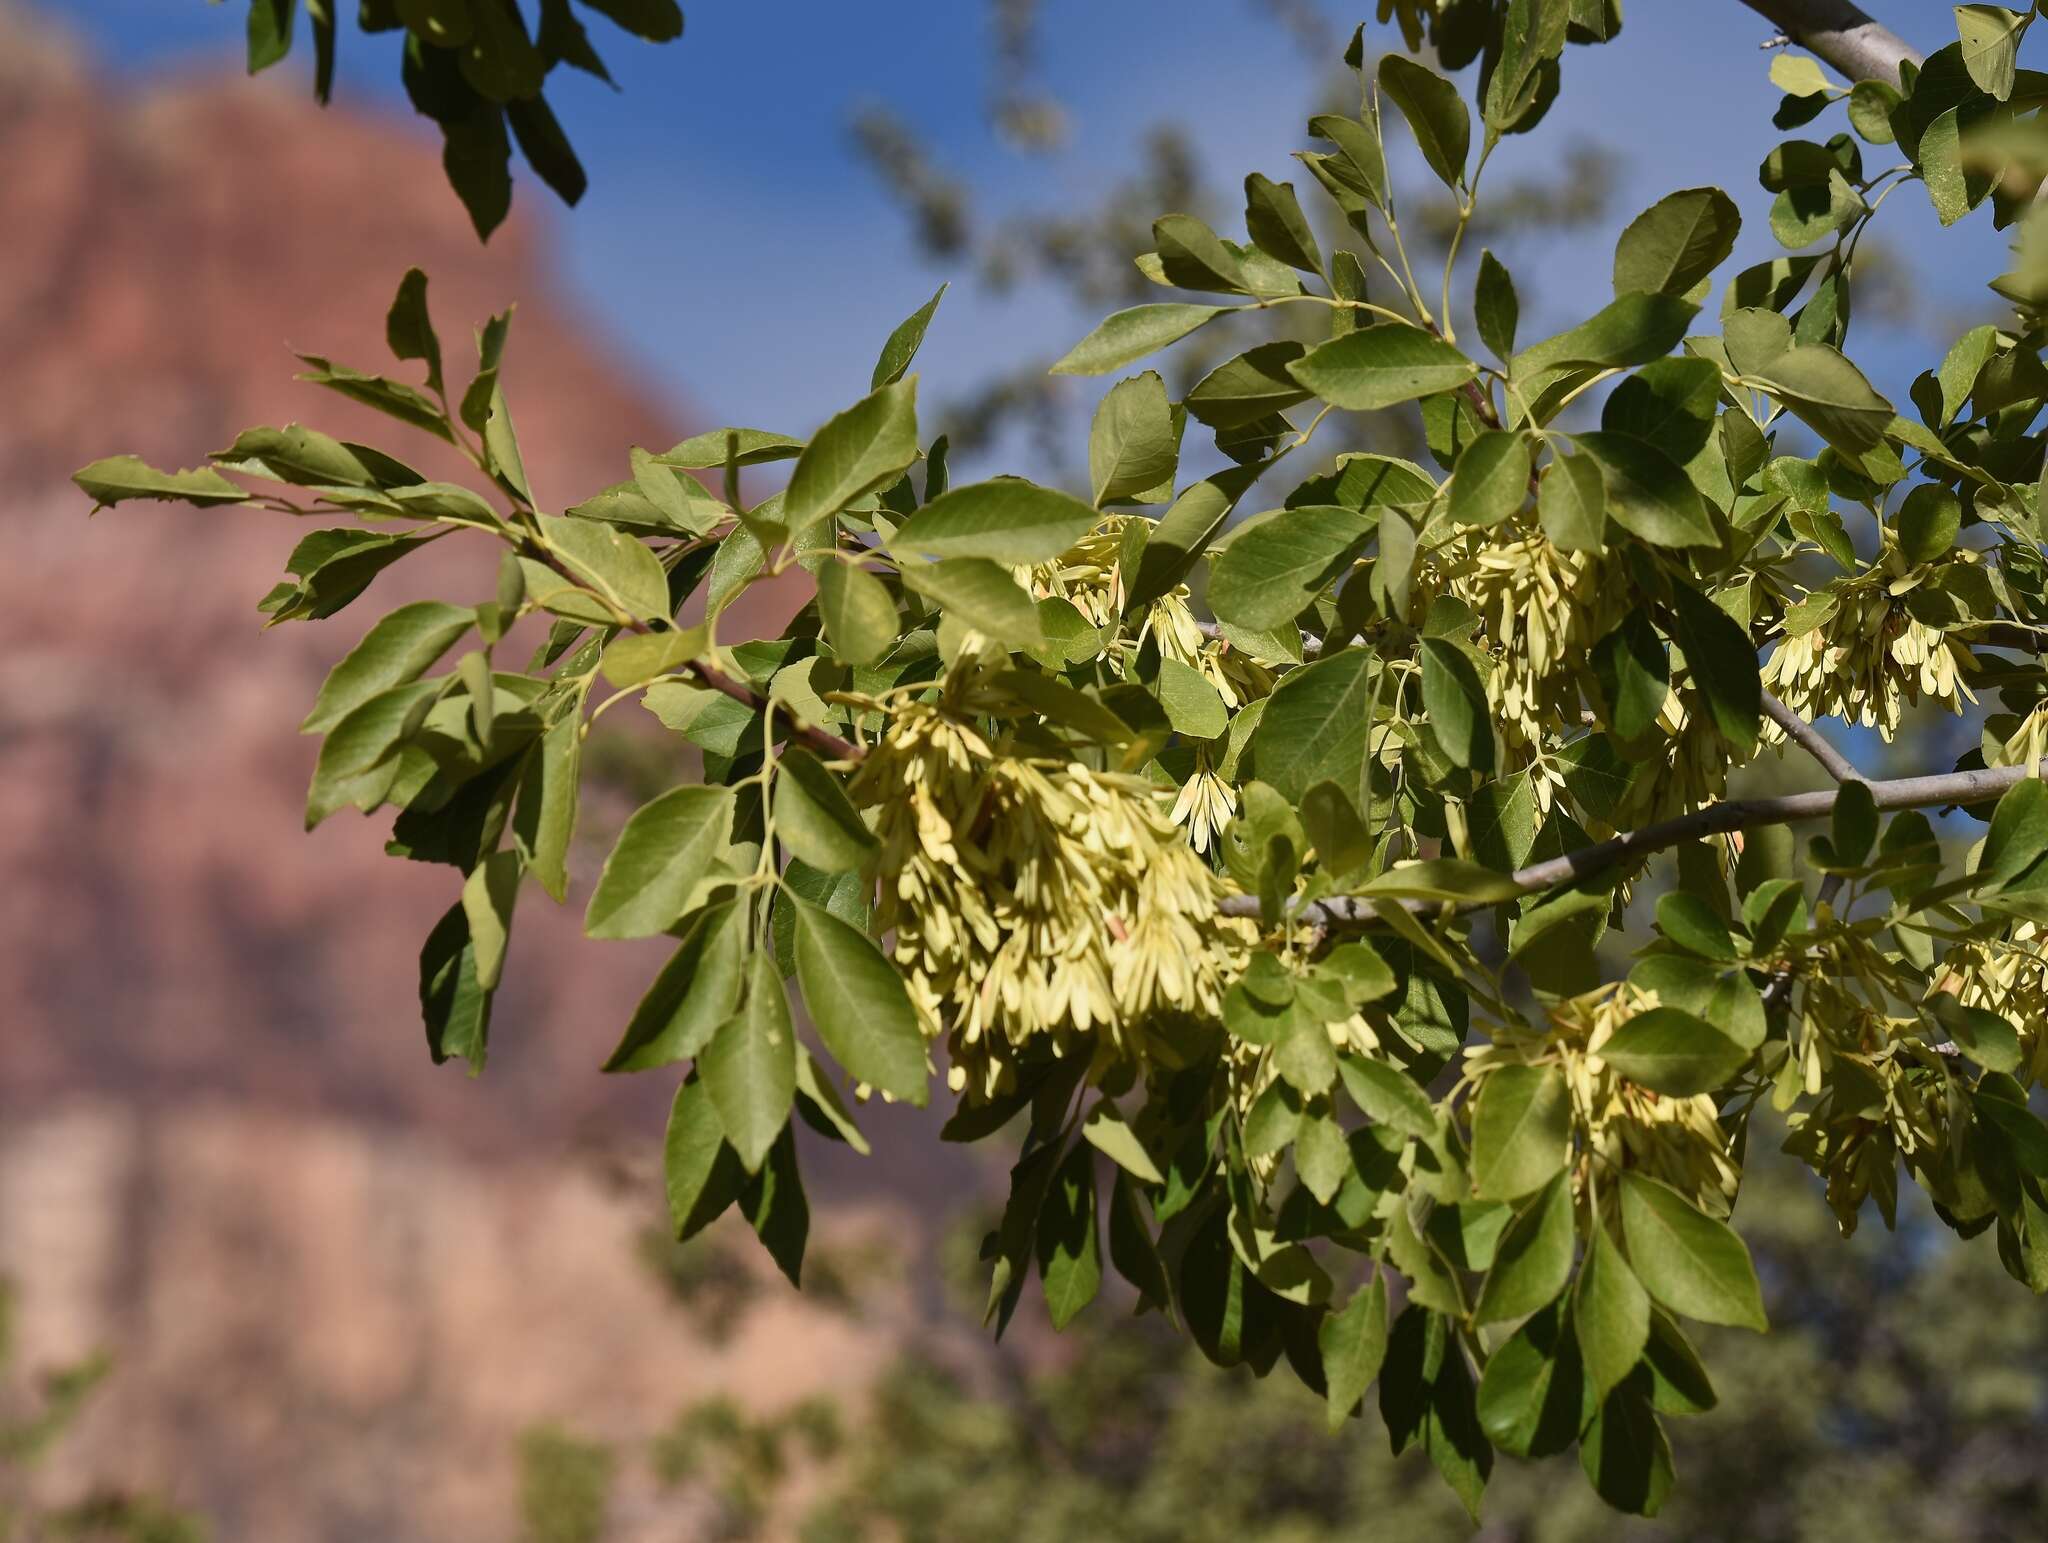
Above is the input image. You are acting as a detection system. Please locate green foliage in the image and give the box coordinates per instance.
[224,0,684,236]
[70,5,2048,1524]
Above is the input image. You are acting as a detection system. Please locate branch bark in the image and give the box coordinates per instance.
[1736,0,1924,88]
[1228,763,2036,926]
[1762,690,1860,783]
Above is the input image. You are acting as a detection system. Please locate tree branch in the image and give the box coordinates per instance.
[1229,763,2036,926]
[1762,691,1860,783]
[1737,0,1923,88]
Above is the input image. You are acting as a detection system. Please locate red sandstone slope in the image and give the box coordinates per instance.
[0,6,702,1149]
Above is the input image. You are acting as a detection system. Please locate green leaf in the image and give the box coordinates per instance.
[1089,371,1179,505]
[817,560,899,667]
[898,559,1043,647]
[1334,1058,1433,1143]
[773,749,876,874]
[663,1074,746,1241]
[895,479,1100,564]
[1538,450,1607,551]
[516,707,582,902]
[656,428,806,468]
[1306,112,1390,210]
[1580,1384,1675,1517]
[1570,431,1717,548]
[1037,1141,1102,1329]
[1051,303,1235,376]
[1514,293,1698,376]
[1250,648,1377,802]
[1081,1100,1164,1184]
[1619,1173,1768,1331]
[740,1125,809,1287]
[1185,342,1313,429]
[73,454,249,509]
[1612,187,1741,297]
[1379,55,1470,189]
[1832,778,1879,867]
[1752,345,1893,454]
[1209,505,1375,630]
[1576,1222,1651,1401]
[1981,777,2048,890]
[1244,172,1323,274]
[584,785,737,940]
[1447,431,1532,528]
[419,900,494,1073]
[246,0,295,71]
[1474,250,1520,360]
[1930,994,2024,1074]
[1599,1007,1750,1095]
[1357,860,1523,903]
[1287,325,1479,411]
[1592,612,1669,744]
[606,902,748,1072]
[1153,212,1248,293]
[1471,1064,1572,1201]
[1896,484,1961,564]
[1667,583,1762,757]
[872,282,947,388]
[1320,1271,1389,1432]
[1958,5,2025,100]
[1475,1301,1585,1459]
[1655,891,1739,961]
[1769,53,1830,97]
[1123,464,1262,611]
[703,951,798,1174]
[794,1046,873,1156]
[459,848,521,993]
[1474,1173,1576,1324]
[781,379,921,535]
[1154,657,1229,740]
[302,602,473,734]
[791,898,930,1104]
[306,680,440,827]
[541,515,670,622]
[1419,636,1494,773]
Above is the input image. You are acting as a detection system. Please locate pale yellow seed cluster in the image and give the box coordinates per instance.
[1024,517,1277,851]
[850,662,1258,1103]
[1993,700,2048,773]
[1785,963,1952,1231]
[1762,553,1980,742]
[1938,924,2048,1084]
[1465,983,1741,1218]
[1444,524,1623,751]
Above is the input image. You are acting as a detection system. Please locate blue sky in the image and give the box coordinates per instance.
[63,2,2001,480]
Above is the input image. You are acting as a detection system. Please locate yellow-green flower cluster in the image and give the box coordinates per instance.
[1025,518,1278,710]
[1938,923,2048,1085]
[1762,549,1981,742]
[1466,983,1741,1217]
[849,658,1258,1103]
[1443,524,1624,752]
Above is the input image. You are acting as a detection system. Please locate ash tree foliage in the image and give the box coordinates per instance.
[72,0,2048,1521]
[234,0,684,236]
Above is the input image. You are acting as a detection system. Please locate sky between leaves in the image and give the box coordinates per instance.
[65,0,2010,481]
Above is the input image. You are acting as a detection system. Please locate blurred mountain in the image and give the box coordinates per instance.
[0,0,699,1141]
[0,7,941,1536]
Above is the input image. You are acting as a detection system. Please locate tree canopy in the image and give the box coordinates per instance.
[68,0,2048,1520]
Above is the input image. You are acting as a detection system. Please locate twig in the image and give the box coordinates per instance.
[1226,763,2037,925]
[1758,691,1854,1007]
[527,538,864,763]
[1737,0,1923,87]
[1762,691,1859,783]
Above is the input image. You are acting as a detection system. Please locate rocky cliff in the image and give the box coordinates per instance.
[0,8,944,1535]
